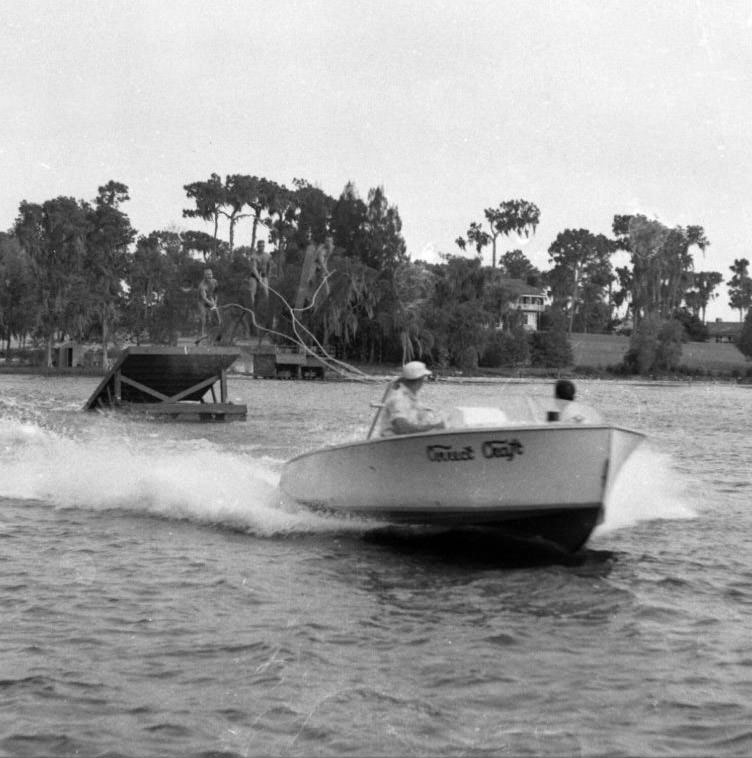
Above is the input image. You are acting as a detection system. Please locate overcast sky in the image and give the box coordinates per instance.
[2,0,750,320]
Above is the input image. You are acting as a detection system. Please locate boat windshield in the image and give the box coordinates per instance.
[446,395,602,428]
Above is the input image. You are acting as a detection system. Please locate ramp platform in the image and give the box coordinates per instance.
[83,346,247,421]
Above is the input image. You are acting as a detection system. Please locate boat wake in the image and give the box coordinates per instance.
[598,444,697,535]
[0,419,366,536]
[0,418,697,543]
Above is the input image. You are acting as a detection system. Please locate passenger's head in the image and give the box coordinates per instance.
[203,268,213,280]
[555,379,575,401]
[400,361,432,387]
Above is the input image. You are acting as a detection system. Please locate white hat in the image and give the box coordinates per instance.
[401,361,432,380]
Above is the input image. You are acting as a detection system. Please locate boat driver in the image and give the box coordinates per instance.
[379,361,446,436]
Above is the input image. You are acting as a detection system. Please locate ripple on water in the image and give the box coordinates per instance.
[1,377,752,756]
[0,734,94,758]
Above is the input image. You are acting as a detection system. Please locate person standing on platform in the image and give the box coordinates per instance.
[249,240,272,308]
[198,268,220,339]
[314,235,333,296]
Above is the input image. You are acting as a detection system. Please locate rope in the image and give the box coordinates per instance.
[218,274,379,382]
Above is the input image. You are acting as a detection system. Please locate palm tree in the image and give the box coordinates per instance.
[387,261,436,364]
[316,257,379,359]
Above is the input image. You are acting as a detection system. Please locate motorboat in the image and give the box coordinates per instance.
[279,393,644,553]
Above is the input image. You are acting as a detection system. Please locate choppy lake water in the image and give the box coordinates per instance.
[1,373,751,757]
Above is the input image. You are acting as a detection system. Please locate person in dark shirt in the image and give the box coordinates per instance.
[551,379,602,423]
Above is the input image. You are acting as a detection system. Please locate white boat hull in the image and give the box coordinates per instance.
[280,424,644,552]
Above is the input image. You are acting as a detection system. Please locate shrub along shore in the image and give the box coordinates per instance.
[0,333,749,382]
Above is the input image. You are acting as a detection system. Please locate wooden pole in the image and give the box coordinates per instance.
[367,380,396,440]
[220,368,228,402]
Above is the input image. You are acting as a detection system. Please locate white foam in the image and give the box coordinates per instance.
[3,418,697,542]
[598,445,697,534]
[0,420,363,536]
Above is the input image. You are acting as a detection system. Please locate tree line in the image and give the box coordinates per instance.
[1,173,751,373]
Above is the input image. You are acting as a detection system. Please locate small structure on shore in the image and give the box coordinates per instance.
[252,345,327,379]
[707,319,742,343]
[493,279,547,332]
[83,346,247,421]
[54,342,86,368]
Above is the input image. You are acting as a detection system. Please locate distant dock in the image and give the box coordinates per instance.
[249,344,328,379]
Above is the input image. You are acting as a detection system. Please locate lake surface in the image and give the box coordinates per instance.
[1,373,751,757]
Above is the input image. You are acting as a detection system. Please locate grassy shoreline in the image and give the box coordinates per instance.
[1,333,748,383]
